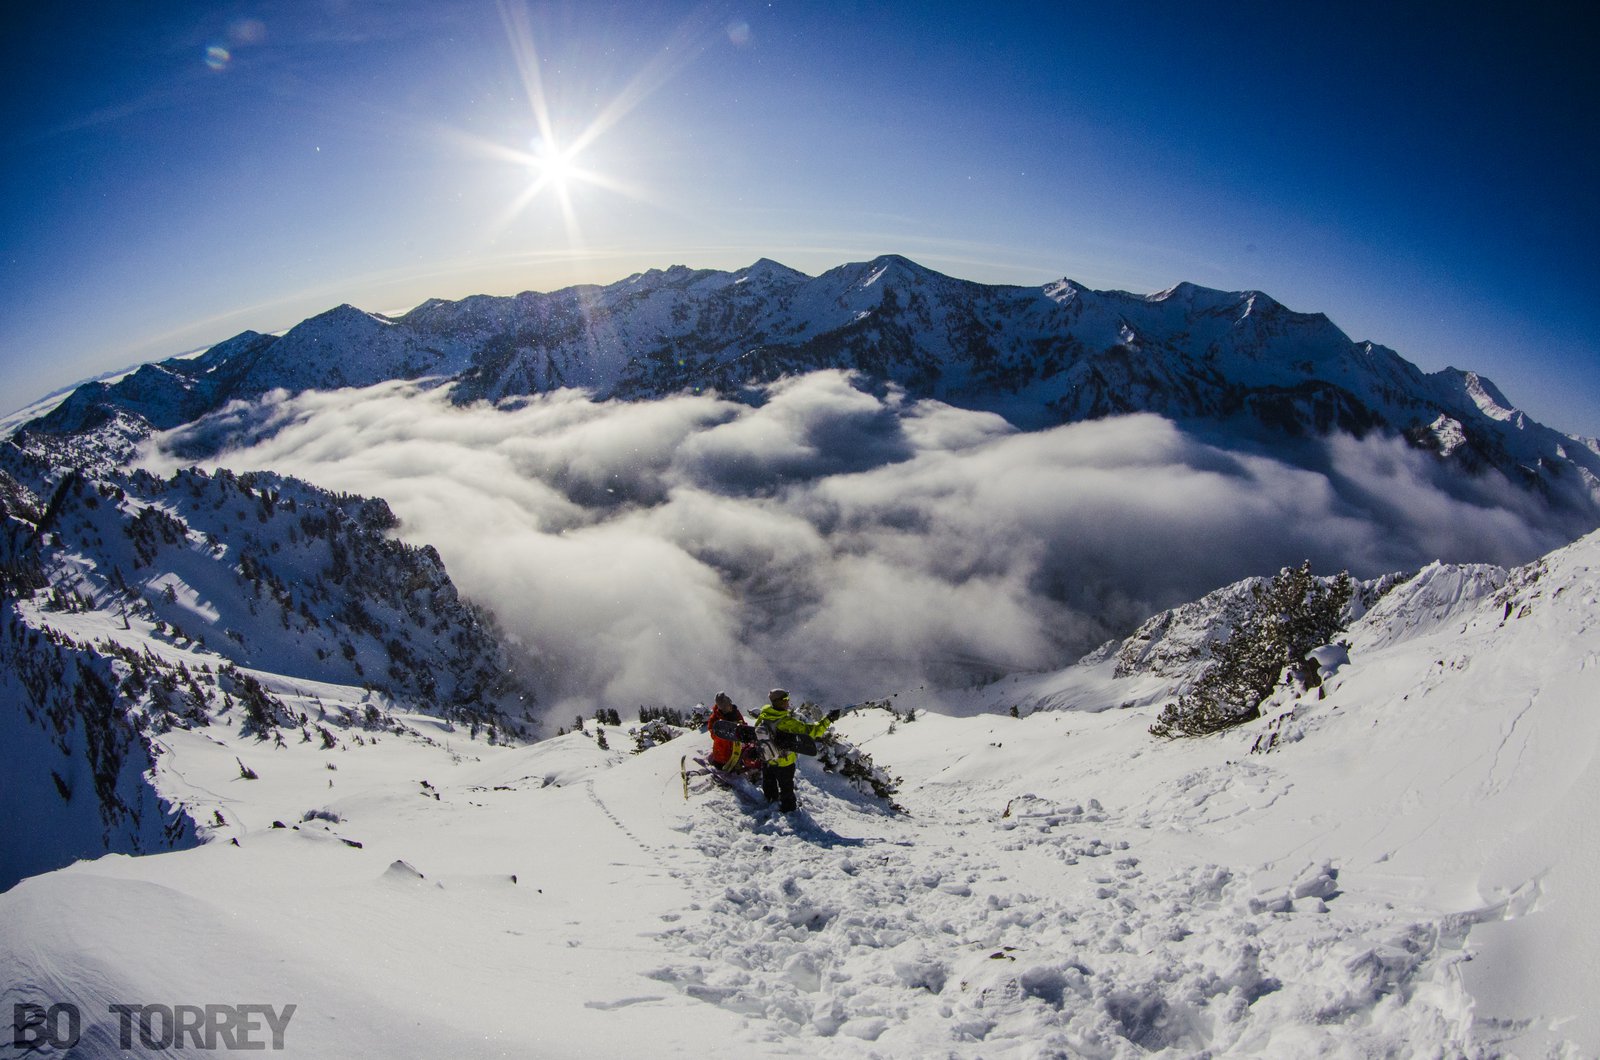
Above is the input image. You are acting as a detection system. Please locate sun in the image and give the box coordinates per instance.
[494,133,613,241]
[525,137,582,197]
[439,0,714,251]
[532,140,575,191]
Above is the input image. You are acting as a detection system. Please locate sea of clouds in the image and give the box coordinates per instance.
[143,370,1570,724]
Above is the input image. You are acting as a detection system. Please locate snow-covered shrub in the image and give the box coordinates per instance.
[629,718,687,753]
[815,729,902,811]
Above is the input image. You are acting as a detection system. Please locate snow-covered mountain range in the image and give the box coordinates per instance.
[19,255,1600,518]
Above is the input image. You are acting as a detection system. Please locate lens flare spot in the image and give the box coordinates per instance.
[205,45,231,71]
[726,21,751,47]
[229,18,267,46]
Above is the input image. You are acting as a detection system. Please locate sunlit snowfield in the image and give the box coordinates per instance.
[6,526,1596,1057]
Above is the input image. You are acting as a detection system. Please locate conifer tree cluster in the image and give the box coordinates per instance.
[639,705,692,727]
[629,715,690,753]
[1150,562,1353,739]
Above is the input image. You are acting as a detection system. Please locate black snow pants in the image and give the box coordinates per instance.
[762,761,797,812]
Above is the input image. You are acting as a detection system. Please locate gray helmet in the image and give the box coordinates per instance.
[769,688,790,706]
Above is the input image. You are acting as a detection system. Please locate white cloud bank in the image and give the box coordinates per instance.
[144,371,1573,725]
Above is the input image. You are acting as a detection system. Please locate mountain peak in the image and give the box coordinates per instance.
[820,254,948,293]
[1044,278,1091,304]
[736,258,809,286]
[1147,281,1280,315]
[867,252,918,268]
[1148,280,1213,303]
[299,303,391,330]
[867,253,943,279]
[1437,368,1520,424]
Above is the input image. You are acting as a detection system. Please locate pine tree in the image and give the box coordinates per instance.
[1150,562,1353,739]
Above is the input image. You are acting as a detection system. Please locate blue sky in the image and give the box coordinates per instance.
[4,1,1597,435]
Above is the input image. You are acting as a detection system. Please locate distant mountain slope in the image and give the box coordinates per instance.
[17,256,1600,518]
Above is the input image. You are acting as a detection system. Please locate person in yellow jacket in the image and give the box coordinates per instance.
[756,688,839,813]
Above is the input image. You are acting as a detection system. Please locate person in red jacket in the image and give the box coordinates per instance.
[706,692,752,772]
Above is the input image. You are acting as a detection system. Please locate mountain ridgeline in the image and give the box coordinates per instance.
[21,255,1600,518]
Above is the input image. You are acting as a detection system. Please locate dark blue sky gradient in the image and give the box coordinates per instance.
[3,1,1597,435]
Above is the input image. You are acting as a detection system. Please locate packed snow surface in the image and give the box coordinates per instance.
[4,530,1599,1057]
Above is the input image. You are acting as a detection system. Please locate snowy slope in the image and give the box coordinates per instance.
[0,452,534,891]
[5,530,1598,1057]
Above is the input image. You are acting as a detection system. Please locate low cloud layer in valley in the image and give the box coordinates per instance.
[142,371,1572,723]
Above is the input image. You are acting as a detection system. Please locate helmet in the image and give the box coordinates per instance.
[769,688,789,706]
[714,692,733,706]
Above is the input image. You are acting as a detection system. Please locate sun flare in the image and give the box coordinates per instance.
[525,137,581,197]
[460,0,714,248]
[531,140,576,192]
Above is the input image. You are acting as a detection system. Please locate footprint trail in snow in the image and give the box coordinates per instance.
[647,781,1475,1057]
